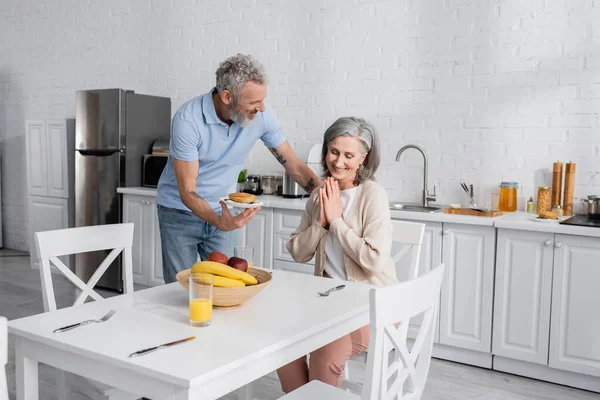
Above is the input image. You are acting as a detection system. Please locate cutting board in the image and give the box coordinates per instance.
[443,208,503,217]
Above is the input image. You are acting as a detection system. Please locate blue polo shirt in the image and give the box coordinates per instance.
[157,88,286,211]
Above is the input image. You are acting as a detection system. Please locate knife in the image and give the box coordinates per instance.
[128,336,196,358]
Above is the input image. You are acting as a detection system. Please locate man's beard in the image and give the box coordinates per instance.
[229,100,253,128]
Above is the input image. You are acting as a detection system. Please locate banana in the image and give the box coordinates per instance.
[191,261,258,285]
[213,275,246,288]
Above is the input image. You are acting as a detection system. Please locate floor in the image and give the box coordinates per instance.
[2,249,599,400]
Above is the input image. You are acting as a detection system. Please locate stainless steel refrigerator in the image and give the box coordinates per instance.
[75,89,171,292]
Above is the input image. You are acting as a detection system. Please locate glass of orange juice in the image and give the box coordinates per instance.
[189,273,213,327]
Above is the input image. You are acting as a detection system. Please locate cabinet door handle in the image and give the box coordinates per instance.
[442,229,449,236]
[555,242,563,248]
[544,240,553,246]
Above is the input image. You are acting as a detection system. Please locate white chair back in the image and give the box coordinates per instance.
[35,223,135,312]
[391,220,425,281]
[362,263,445,400]
[1,316,8,400]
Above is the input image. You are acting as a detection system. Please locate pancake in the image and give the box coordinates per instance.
[228,192,256,204]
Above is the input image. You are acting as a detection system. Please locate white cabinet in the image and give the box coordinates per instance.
[122,195,163,286]
[550,234,600,377]
[28,196,70,269]
[237,209,273,269]
[26,121,48,196]
[272,209,314,274]
[439,223,495,353]
[26,119,74,268]
[395,220,442,343]
[26,120,69,198]
[492,229,553,365]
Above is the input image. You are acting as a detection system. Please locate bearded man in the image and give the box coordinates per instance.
[156,54,321,283]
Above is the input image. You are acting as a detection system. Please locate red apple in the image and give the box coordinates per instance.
[227,256,248,272]
[208,251,229,265]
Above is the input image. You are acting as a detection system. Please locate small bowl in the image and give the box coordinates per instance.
[176,267,272,309]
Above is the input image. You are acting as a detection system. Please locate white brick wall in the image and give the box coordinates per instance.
[1,0,599,251]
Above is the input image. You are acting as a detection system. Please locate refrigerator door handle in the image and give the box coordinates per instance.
[77,149,121,157]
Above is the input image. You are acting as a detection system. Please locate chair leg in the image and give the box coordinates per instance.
[238,383,254,400]
[343,361,350,381]
[341,361,363,394]
[56,369,70,400]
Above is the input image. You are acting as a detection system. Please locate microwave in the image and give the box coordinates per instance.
[142,154,168,188]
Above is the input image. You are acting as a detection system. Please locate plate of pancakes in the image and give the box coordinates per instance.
[220,192,263,209]
[530,210,567,223]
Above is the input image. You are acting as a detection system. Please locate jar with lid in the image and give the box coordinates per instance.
[261,175,278,195]
[537,186,551,214]
[552,204,563,217]
[498,182,518,212]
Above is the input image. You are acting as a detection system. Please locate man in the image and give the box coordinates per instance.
[157,54,321,283]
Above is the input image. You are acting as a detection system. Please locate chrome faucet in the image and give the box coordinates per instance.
[395,144,437,207]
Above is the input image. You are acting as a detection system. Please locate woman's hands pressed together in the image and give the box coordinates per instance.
[318,177,343,227]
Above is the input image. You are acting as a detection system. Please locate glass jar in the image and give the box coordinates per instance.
[261,175,278,195]
[527,197,535,213]
[275,177,283,196]
[552,204,563,217]
[498,182,518,212]
[537,186,551,214]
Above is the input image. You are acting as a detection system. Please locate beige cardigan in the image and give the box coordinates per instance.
[286,180,398,286]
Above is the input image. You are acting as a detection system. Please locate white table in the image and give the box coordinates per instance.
[9,270,370,399]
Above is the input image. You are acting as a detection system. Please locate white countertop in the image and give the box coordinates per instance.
[117,187,600,236]
[494,212,600,238]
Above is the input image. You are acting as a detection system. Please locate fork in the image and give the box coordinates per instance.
[53,310,116,333]
[318,285,346,297]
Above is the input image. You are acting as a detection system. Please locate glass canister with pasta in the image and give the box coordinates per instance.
[537,186,551,214]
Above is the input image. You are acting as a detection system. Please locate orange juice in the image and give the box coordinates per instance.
[190,298,212,323]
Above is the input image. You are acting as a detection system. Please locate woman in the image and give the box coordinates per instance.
[276,117,398,393]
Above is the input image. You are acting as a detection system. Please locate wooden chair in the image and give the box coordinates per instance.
[1,316,7,400]
[35,223,136,400]
[280,263,445,400]
[342,220,426,393]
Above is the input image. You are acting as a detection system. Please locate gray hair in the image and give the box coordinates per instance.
[215,54,268,99]
[321,117,381,185]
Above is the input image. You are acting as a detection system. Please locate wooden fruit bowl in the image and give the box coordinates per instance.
[175,267,272,309]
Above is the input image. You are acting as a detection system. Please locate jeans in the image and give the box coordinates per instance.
[157,205,236,283]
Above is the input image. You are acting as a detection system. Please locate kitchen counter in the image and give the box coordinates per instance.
[117,187,600,234]
[117,187,498,226]
[494,211,600,238]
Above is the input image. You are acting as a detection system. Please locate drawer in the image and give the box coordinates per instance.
[274,260,314,275]
[273,233,315,265]
[273,209,305,234]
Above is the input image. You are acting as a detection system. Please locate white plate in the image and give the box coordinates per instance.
[220,198,263,209]
[530,215,566,223]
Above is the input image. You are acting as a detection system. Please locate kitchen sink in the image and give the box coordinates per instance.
[388,202,443,213]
